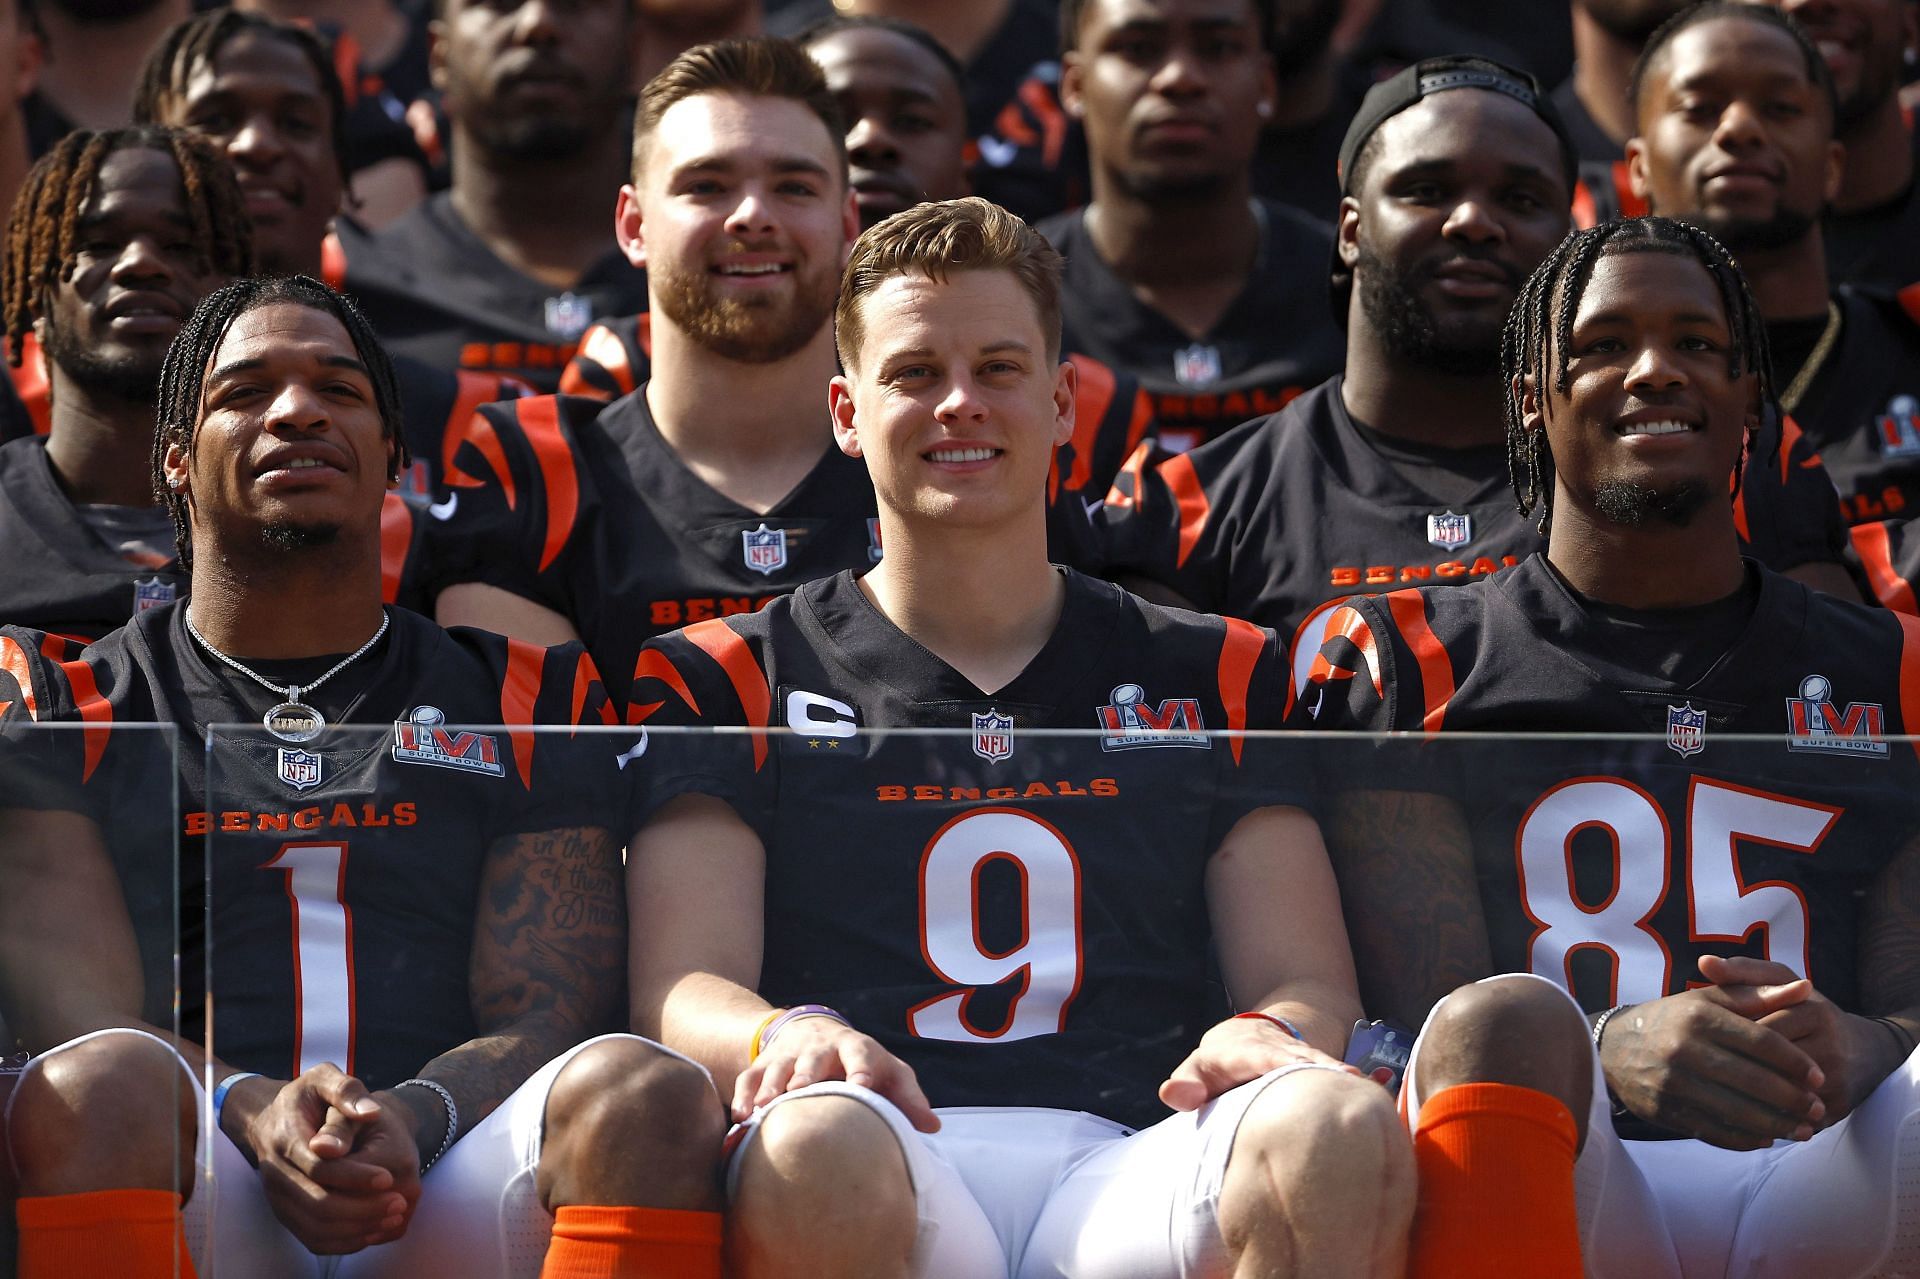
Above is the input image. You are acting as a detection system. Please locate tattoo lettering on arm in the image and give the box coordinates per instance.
[1325,790,1494,1028]
[1861,827,1920,1031]
[412,825,626,1130]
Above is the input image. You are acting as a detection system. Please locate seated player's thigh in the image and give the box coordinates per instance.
[1403,974,1682,1279]
[1721,1041,1920,1277]
[727,1082,1005,1278]
[337,1033,700,1279]
[1016,1061,1347,1279]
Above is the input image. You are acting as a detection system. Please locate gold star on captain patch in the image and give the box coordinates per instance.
[807,739,820,748]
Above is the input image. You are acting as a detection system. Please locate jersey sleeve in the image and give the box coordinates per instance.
[1095,429,1248,613]
[419,394,591,615]
[557,315,650,403]
[1851,516,1920,613]
[968,66,1086,223]
[1734,413,1850,573]
[460,631,623,837]
[622,619,778,842]
[0,628,105,814]
[1203,615,1312,845]
[1046,355,1156,572]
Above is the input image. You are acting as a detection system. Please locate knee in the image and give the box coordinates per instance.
[1414,976,1592,1130]
[10,1031,193,1195]
[739,1093,913,1211]
[546,1038,725,1162]
[1226,1070,1415,1228]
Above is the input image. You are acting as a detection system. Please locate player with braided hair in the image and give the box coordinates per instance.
[0,125,249,640]
[1305,217,1920,1276]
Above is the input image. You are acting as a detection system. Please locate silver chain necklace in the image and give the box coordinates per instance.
[185,609,390,743]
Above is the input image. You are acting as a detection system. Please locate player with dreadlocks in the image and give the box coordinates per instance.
[0,272,727,1279]
[0,124,249,640]
[1301,215,1920,1276]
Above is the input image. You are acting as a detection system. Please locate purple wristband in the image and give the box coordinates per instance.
[758,1004,850,1057]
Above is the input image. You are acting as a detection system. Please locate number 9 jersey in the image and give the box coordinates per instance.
[1300,552,1920,1018]
[627,568,1301,1131]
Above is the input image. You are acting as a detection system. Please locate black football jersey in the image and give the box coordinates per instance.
[556,317,1154,543]
[1851,515,1920,615]
[1097,376,1849,703]
[631,568,1293,1128]
[0,604,616,1087]
[1303,553,1920,1021]
[423,389,884,712]
[328,194,650,391]
[1038,201,1346,453]
[0,438,437,637]
[1789,287,1920,525]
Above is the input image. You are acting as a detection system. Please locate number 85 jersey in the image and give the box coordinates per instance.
[1302,553,1920,1016]
[629,569,1300,1130]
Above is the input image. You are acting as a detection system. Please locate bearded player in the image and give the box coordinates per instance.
[623,196,1591,1278]
[1305,216,1920,1277]
[0,276,725,1279]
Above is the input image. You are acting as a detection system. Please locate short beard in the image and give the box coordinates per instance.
[1687,206,1817,254]
[1114,167,1231,207]
[1354,247,1504,377]
[471,115,600,163]
[1592,478,1710,527]
[42,325,163,403]
[651,256,836,364]
[261,522,341,553]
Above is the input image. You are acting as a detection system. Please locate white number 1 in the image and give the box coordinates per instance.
[262,841,355,1077]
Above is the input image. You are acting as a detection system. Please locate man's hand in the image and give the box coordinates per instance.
[1702,954,1900,1125]
[732,1016,939,1133]
[1600,975,1826,1150]
[1159,1015,1360,1113]
[239,1065,418,1254]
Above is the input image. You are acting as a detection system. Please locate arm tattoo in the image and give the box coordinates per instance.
[1862,828,1920,1020]
[1325,790,1494,1027]
[413,825,625,1128]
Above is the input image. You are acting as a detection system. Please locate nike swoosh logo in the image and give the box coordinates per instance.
[1083,496,1104,517]
[976,136,1018,168]
[615,729,649,769]
[428,492,459,521]
[1309,689,1325,720]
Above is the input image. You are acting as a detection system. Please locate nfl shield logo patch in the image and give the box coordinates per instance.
[277,748,323,791]
[1426,511,1473,550]
[972,710,1014,763]
[543,291,593,340]
[1172,343,1221,387]
[1666,703,1707,758]
[742,523,788,576]
[132,576,176,614]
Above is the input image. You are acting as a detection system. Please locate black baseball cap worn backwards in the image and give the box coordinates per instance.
[1329,55,1579,321]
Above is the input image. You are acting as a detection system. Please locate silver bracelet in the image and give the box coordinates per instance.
[397,1078,459,1174]
[1590,1003,1630,1051]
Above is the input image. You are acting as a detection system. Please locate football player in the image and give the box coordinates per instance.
[131,8,535,511]
[330,0,649,390]
[0,275,725,1279]
[1041,0,1343,453]
[1306,216,1920,1276]
[623,196,1590,1278]
[1549,0,1687,225]
[1755,0,1920,291]
[1627,1,1920,524]
[430,38,875,713]
[0,127,249,641]
[1097,55,1856,702]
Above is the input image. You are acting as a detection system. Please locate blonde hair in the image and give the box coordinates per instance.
[836,197,1063,372]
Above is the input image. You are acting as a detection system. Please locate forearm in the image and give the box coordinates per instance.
[1245,977,1363,1058]
[649,970,781,1101]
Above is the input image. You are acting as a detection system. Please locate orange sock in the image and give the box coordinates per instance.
[540,1204,722,1279]
[17,1188,196,1279]
[1408,1082,1582,1279]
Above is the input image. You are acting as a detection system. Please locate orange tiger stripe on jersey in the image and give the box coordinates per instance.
[1902,280,1920,327]
[1613,162,1648,218]
[1779,412,1816,486]
[57,656,112,782]
[1309,605,1382,697]
[1894,611,1920,765]
[681,619,772,770]
[1056,355,1116,501]
[1162,453,1210,569]
[1216,617,1265,765]
[627,648,702,726]
[11,330,49,435]
[1104,439,1152,510]
[1385,589,1454,733]
[1570,179,1597,231]
[378,494,412,604]
[1,635,37,720]
[517,396,582,572]
[443,405,517,504]
[1854,521,1918,614]
[1018,79,1068,167]
[320,232,347,291]
[561,323,636,400]
[568,650,617,730]
[500,638,546,786]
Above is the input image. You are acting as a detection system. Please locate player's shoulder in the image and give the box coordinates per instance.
[1096,571,1278,665]
[429,614,605,719]
[1843,282,1920,351]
